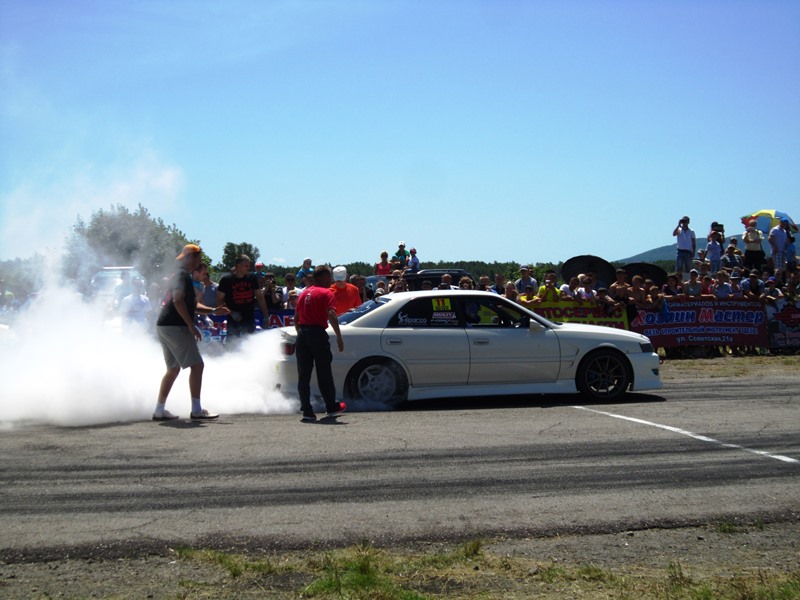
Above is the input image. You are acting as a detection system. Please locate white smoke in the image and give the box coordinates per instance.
[0,281,296,428]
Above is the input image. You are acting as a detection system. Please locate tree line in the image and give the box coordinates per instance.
[0,204,673,302]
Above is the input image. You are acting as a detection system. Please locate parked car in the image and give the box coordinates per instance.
[276,289,661,408]
[90,266,145,310]
[402,269,475,290]
[365,269,475,293]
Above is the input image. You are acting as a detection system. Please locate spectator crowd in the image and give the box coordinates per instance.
[120,222,800,341]
[4,221,796,356]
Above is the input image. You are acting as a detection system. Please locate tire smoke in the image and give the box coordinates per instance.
[0,283,296,428]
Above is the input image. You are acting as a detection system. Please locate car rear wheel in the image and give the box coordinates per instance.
[345,358,408,408]
[576,349,630,400]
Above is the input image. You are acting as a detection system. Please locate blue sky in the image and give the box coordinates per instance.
[1,0,798,268]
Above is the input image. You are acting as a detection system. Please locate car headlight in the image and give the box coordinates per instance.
[640,342,654,353]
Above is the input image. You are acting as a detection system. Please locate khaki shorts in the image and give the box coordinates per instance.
[158,326,203,370]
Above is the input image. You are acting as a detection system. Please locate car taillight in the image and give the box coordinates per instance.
[282,342,296,356]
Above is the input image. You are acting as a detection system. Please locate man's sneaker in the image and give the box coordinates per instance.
[326,402,346,418]
[190,409,219,420]
[301,412,317,423]
[152,410,179,421]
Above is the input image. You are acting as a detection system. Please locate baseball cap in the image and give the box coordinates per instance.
[333,266,347,281]
[176,244,201,260]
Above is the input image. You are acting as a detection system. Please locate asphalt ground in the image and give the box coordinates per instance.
[1,372,798,561]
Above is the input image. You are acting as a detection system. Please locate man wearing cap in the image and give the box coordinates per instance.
[741,270,766,301]
[296,258,314,284]
[764,276,784,306]
[768,218,791,277]
[154,244,230,421]
[514,266,538,294]
[742,219,765,271]
[406,247,420,273]
[392,242,410,270]
[329,266,362,316]
[295,265,346,422]
[720,244,743,272]
[673,216,696,274]
[683,269,702,297]
[216,254,270,337]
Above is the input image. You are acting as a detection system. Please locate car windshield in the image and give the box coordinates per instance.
[338,296,393,325]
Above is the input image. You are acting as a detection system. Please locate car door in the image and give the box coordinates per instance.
[457,296,562,384]
[381,296,470,387]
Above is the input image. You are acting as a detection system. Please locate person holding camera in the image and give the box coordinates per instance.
[672,216,696,274]
[742,219,765,271]
[537,270,560,303]
[705,229,724,274]
[260,272,283,311]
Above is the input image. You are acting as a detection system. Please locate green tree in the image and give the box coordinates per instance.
[63,204,191,286]
[0,256,43,307]
[215,242,261,272]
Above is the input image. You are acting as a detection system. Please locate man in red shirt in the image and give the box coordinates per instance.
[329,266,362,315]
[295,265,346,422]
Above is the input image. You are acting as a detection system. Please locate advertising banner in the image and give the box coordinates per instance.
[766,301,800,350]
[531,301,629,330]
[627,297,768,348]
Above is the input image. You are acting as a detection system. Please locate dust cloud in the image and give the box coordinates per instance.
[0,283,296,428]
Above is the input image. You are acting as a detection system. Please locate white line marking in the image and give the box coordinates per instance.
[573,406,800,465]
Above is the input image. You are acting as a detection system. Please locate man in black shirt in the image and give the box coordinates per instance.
[154,244,229,421]
[216,255,270,337]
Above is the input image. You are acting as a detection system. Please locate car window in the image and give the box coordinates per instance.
[387,297,461,328]
[458,297,528,328]
[337,297,392,325]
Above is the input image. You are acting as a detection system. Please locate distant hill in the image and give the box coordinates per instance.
[616,244,676,264]
[617,238,773,265]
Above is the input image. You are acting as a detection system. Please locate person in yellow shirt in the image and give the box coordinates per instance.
[537,271,560,303]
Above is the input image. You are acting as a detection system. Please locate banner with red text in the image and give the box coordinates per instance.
[766,300,800,350]
[627,298,767,348]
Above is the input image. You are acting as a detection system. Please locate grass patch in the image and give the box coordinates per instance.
[174,547,275,578]
[302,542,428,599]
[169,538,800,599]
[714,520,742,534]
[660,354,800,380]
[578,563,616,583]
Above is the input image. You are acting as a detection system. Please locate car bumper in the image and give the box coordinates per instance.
[629,351,663,392]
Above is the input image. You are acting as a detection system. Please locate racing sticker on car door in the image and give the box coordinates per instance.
[431,297,458,326]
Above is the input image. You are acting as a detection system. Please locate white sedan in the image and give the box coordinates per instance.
[277,290,661,407]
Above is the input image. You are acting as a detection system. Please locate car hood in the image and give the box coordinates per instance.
[550,321,650,344]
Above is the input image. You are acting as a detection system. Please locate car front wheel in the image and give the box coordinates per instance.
[576,349,630,400]
[345,358,408,408]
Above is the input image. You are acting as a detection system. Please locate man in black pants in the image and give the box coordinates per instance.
[294,265,345,422]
